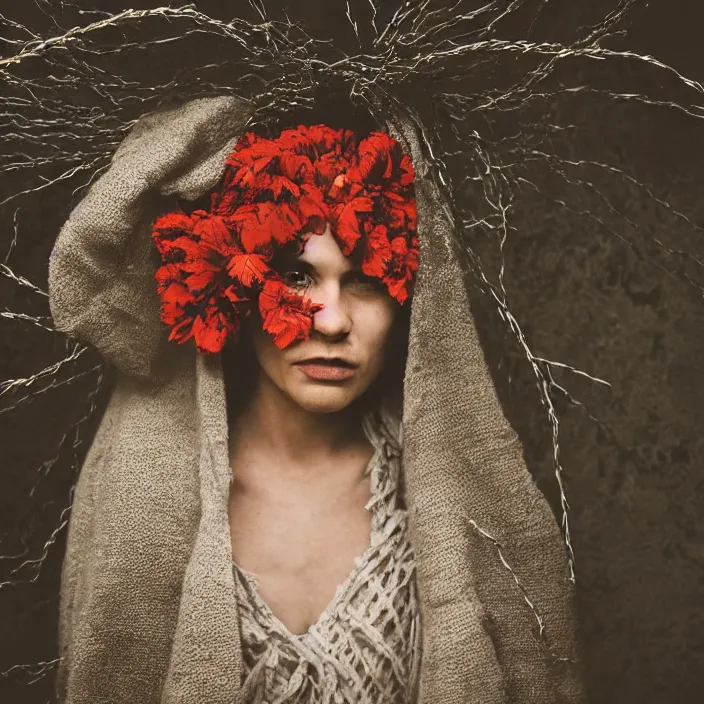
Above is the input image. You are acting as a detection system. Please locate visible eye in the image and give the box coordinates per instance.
[282,269,313,290]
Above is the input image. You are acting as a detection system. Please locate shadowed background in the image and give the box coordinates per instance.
[0,1,703,703]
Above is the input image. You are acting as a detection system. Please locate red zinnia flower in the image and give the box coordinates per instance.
[152,124,418,354]
[191,296,239,354]
[382,236,419,305]
[258,279,324,349]
[227,202,303,252]
[159,282,239,354]
[362,224,392,278]
[330,196,374,256]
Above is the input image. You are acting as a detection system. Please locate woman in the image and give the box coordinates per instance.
[49,94,586,703]
[224,223,418,699]
[211,124,421,700]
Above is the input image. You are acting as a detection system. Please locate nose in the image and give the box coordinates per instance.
[311,284,352,340]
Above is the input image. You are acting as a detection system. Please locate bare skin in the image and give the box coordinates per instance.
[228,409,374,635]
[227,226,398,635]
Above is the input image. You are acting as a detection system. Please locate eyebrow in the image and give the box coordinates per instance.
[280,255,370,280]
[286,257,315,272]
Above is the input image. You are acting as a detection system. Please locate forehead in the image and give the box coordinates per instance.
[297,226,359,272]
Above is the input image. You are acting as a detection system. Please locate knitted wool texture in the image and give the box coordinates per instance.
[48,95,587,703]
[232,407,421,703]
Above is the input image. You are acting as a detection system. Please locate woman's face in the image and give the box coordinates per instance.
[248,223,399,414]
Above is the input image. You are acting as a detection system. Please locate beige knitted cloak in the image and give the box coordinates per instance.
[48,95,588,704]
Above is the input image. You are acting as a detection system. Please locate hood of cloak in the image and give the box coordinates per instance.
[48,95,587,704]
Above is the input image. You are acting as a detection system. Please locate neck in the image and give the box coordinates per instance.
[228,370,374,486]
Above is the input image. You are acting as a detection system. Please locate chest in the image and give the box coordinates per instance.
[228,478,373,635]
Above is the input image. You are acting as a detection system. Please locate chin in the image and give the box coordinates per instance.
[289,383,366,414]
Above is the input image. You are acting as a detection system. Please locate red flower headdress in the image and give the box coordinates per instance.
[151,124,419,354]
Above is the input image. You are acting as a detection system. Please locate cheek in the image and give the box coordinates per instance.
[356,300,398,367]
[250,323,283,377]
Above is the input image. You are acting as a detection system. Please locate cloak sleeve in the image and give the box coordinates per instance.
[386,111,588,703]
[47,97,256,704]
[48,95,253,380]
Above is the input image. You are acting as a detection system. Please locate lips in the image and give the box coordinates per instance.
[294,357,356,368]
[294,358,358,381]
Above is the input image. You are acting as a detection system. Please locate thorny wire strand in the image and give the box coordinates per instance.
[1,0,703,679]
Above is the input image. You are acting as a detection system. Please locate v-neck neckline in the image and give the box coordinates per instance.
[234,519,381,641]
[231,415,387,641]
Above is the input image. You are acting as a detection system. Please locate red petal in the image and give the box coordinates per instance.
[385,276,409,304]
[354,133,394,182]
[161,281,195,314]
[153,210,195,235]
[276,128,314,154]
[390,236,409,257]
[305,125,338,152]
[297,186,329,233]
[226,253,271,287]
[155,263,182,294]
[258,279,323,349]
[229,203,303,252]
[330,197,373,256]
[159,282,197,341]
[191,304,236,354]
[258,278,286,317]
[183,268,216,295]
[180,259,219,274]
[263,174,301,200]
[362,224,392,278]
[159,235,204,261]
[167,318,195,344]
[315,153,348,184]
[192,213,235,252]
[399,153,415,187]
[279,151,314,182]
[152,211,197,256]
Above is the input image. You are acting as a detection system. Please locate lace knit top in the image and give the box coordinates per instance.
[231,408,422,703]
